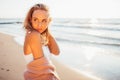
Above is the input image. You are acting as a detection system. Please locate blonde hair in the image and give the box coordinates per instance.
[23,3,49,31]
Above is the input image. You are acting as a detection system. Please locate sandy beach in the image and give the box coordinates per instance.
[0,32,102,80]
[0,33,26,80]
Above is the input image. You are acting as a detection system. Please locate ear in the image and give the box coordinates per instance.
[48,17,52,22]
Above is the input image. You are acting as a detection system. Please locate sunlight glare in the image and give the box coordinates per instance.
[81,46,102,61]
[85,18,105,36]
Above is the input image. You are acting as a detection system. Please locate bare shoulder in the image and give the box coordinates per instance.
[26,30,41,40]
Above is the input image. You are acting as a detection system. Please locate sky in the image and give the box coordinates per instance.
[0,0,120,18]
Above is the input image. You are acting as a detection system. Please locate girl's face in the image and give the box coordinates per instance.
[31,9,51,33]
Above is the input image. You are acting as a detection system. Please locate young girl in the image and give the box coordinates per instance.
[23,3,60,80]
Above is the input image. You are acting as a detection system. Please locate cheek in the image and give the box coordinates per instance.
[32,22,36,26]
[31,22,37,29]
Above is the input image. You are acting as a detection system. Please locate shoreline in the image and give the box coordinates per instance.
[0,32,102,80]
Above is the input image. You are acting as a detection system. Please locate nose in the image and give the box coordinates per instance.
[37,22,42,29]
[38,22,42,26]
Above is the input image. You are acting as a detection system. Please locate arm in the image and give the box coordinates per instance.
[26,31,44,60]
[47,33,60,55]
[24,33,32,55]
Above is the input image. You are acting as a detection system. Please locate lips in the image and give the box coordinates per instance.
[37,26,42,30]
[38,28,42,31]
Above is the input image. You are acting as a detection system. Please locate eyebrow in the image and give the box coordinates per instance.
[32,17,48,20]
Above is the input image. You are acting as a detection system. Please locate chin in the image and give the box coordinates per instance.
[38,30,42,33]
[36,29,42,33]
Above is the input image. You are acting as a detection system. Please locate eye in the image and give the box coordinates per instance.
[33,18,38,22]
[34,18,37,21]
[42,19,47,23]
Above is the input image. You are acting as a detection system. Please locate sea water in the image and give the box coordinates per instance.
[0,18,120,80]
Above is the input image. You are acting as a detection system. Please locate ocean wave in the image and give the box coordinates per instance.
[52,26,120,40]
[52,24,120,31]
[70,32,120,42]
[0,22,22,24]
[56,37,120,47]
